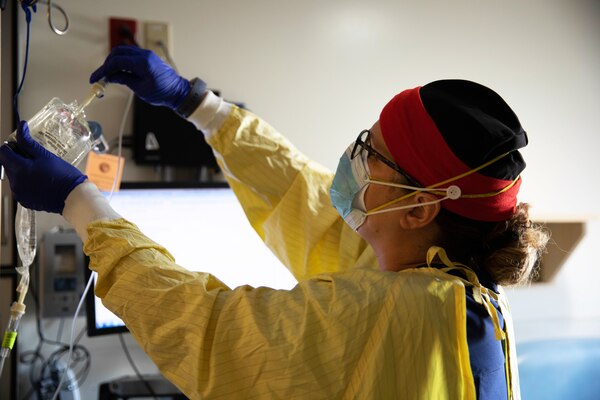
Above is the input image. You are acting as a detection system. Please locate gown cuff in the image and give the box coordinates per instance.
[62,180,121,242]
[187,90,232,139]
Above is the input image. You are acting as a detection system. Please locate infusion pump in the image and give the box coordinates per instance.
[39,228,86,318]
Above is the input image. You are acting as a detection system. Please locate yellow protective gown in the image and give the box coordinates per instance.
[84,104,519,399]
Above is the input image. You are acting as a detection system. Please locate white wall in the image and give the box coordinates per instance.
[14,0,600,398]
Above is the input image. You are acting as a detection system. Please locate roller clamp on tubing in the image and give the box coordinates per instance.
[176,77,207,118]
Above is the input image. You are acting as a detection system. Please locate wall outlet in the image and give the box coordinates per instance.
[109,17,138,49]
[144,21,171,61]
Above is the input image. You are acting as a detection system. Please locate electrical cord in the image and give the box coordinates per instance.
[13,1,35,123]
[20,276,90,400]
[118,334,159,399]
[48,268,94,400]
[40,341,90,391]
[55,319,64,343]
[19,269,91,400]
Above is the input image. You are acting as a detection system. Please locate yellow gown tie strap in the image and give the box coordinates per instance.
[426,245,517,399]
[426,246,506,341]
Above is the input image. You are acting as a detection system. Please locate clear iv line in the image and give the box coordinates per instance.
[50,87,131,400]
[0,199,37,379]
[1,80,110,386]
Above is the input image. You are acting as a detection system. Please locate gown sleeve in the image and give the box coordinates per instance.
[188,93,376,281]
[84,218,474,400]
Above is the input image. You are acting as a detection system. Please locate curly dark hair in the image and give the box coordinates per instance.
[435,203,550,286]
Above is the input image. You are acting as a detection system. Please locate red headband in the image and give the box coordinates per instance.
[379,87,520,222]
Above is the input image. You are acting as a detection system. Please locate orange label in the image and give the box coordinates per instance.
[84,152,125,192]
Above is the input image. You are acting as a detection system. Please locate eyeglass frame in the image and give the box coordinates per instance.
[350,129,421,187]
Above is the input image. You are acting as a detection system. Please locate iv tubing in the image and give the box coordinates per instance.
[0,302,26,378]
[49,268,95,400]
[50,89,132,400]
[0,207,36,380]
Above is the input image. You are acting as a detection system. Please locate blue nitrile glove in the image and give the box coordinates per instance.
[0,121,87,214]
[90,45,190,110]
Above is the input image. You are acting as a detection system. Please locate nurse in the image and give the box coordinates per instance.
[0,46,548,399]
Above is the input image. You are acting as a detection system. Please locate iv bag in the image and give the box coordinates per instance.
[10,97,97,166]
[15,205,35,271]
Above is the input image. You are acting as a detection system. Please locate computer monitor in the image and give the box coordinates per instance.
[86,182,297,336]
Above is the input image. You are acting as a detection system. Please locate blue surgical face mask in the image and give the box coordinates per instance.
[330,142,464,231]
[330,144,370,231]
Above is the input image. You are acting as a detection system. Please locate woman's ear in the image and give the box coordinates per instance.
[398,192,441,230]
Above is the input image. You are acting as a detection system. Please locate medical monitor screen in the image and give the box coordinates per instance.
[86,182,297,336]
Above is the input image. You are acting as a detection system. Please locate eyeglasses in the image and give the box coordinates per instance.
[351,129,421,187]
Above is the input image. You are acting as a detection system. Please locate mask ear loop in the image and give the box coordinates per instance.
[365,151,513,214]
[365,183,461,216]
